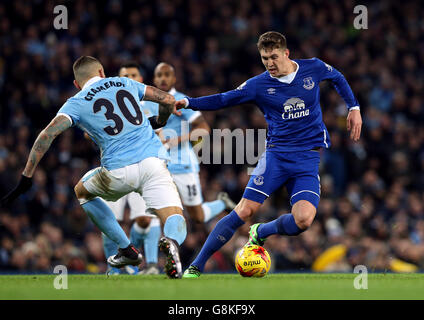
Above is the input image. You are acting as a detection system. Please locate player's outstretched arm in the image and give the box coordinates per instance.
[175,80,256,111]
[143,85,177,124]
[22,115,71,178]
[346,109,362,142]
[1,115,71,206]
[315,59,362,142]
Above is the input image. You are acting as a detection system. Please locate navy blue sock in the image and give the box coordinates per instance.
[192,210,244,272]
[258,214,304,238]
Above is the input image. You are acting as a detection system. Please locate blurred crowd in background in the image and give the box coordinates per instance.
[1,0,424,274]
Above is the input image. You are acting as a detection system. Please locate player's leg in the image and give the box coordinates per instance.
[183,151,287,277]
[133,216,161,274]
[127,192,161,275]
[130,216,150,249]
[75,167,142,268]
[127,193,150,249]
[252,151,321,244]
[251,200,317,245]
[172,172,235,223]
[102,196,126,275]
[200,191,236,222]
[138,157,186,278]
[183,197,261,277]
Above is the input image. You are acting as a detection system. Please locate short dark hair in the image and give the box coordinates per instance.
[119,61,141,71]
[257,31,287,51]
[73,56,102,83]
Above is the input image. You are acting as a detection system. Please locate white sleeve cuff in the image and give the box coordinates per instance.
[183,97,189,107]
[349,106,360,111]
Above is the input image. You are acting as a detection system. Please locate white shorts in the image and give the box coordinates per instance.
[104,192,157,221]
[171,172,203,206]
[82,157,183,213]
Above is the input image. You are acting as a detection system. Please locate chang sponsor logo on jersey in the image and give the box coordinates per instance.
[282,97,309,120]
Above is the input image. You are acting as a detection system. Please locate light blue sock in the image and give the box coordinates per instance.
[143,225,161,264]
[82,198,130,248]
[129,221,161,264]
[163,214,187,245]
[102,233,118,259]
[129,224,145,249]
[202,200,226,222]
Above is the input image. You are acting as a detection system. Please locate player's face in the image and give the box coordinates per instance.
[153,65,176,92]
[119,67,143,83]
[260,48,290,77]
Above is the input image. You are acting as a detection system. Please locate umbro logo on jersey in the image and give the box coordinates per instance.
[217,235,227,242]
[267,88,276,94]
[303,77,315,90]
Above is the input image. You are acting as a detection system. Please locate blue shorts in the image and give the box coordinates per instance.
[243,150,321,208]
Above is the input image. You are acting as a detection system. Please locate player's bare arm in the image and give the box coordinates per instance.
[23,115,71,178]
[144,85,178,124]
[346,109,362,142]
[1,115,71,206]
[144,85,175,107]
[157,102,174,125]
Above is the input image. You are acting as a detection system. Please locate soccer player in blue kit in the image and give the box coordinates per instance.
[178,31,363,277]
[1,56,187,278]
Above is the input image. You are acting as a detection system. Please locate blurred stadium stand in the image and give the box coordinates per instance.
[0,0,423,274]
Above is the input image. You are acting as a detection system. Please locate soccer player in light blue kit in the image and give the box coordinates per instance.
[99,62,162,276]
[0,56,187,278]
[178,32,363,277]
[143,63,236,225]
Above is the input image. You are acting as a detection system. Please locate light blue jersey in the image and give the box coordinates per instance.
[143,88,201,174]
[57,76,168,170]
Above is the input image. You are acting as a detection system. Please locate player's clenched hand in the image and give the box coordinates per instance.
[0,175,33,207]
[175,99,188,111]
[346,109,362,142]
[172,103,182,116]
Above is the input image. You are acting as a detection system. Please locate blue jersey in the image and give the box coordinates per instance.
[57,76,167,170]
[143,89,201,174]
[186,58,359,152]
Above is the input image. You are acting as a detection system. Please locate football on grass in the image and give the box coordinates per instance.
[235,245,271,277]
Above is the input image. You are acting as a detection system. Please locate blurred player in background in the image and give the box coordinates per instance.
[143,62,237,225]
[178,31,362,278]
[1,56,187,278]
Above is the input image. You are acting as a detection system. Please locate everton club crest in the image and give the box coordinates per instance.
[303,77,315,90]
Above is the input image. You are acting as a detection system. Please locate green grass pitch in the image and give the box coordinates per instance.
[0,273,423,300]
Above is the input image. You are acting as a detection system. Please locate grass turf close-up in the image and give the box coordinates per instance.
[0,273,423,300]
